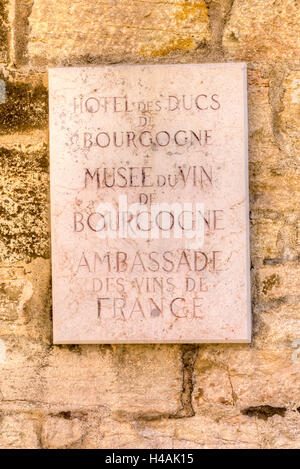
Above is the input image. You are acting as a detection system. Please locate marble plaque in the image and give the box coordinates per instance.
[49,63,251,343]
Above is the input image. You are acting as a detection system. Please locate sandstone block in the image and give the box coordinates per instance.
[0,335,47,402]
[0,143,49,263]
[0,259,51,342]
[223,0,300,62]
[0,1,9,64]
[253,303,300,349]
[0,80,48,134]
[0,414,39,449]
[192,346,300,410]
[41,345,182,416]
[257,265,300,301]
[279,71,300,157]
[28,0,210,64]
[41,414,84,448]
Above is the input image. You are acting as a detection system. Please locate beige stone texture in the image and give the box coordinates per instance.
[247,69,274,145]
[223,0,300,61]
[27,0,210,64]
[0,414,40,449]
[192,346,300,407]
[41,345,182,415]
[0,0,299,449]
[254,303,300,349]
[0,0,9,63]
[257,265,299,301]
[279,71,300,157]
[41,414,84,449]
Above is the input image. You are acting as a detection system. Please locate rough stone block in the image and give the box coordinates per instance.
[0,259,51,342]
[247,69,273,144]
[28,0,210,64]
[279,71,300,157]
[0,143,49,263]
[0,336,47,402]
[250,216,284,264]
[41,345,182,416]
[223,0,300,62]
[253,303,300,349]
[41,414,84,448]
[0,414,39,449]
[0,276,32,323]
[250,164,300,211]
[0,80,48,134]
[192,346,300,410]
[142,414,261,448]
[0,1,9,63]
[257,265,300,301]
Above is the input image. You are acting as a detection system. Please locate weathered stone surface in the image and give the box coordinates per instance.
[257,265,300,301]
[0,143,50,262]
[250,215,288,264]
[14,0,35,65]
[0,80,48,134]
[0,259,51,341]
[223,0,300,61]
[0,0,9,63]
[0,335,48,403]
[253,303,300,349]
[247,69,274,145]
[134,413,259,448]
[201,0,235,54]
[28,0,210,64]
[0,271,32,323]
[41,414,84,449]
[82,407,300,448]
[91,418,152,449]
[279,71,300,157]
[41,345,182,416]
[142,410,300,448]
[250,166,300,212]
[192,346,300,410]
[0,414,39,449]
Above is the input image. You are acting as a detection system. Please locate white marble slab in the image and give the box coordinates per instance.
[49,63,251,343]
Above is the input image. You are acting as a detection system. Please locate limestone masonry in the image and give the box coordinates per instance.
[0,0,299,449]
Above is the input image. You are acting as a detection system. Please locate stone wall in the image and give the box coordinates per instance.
[0,0,299,449]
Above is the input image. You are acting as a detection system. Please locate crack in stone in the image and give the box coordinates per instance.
[268,64,289,152]
[175,345,198,418]
[203,0,235,57]
[226,365,238,406]
[122,345,199,422]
